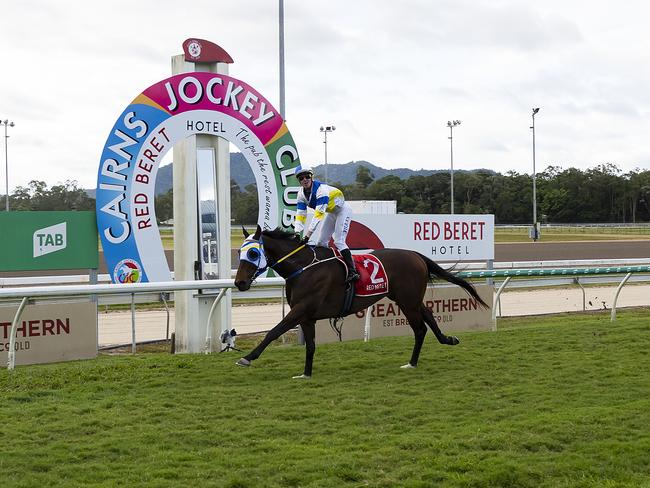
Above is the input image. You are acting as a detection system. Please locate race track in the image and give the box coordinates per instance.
[2,240,648,278]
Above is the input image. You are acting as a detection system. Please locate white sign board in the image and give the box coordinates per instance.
[350,214,494,261]
[1,300,97,367]
[315,285,494,344]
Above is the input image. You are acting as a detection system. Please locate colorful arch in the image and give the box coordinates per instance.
[96,72,302,283]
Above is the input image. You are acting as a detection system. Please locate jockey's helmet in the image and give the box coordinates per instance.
[294,166,314,179]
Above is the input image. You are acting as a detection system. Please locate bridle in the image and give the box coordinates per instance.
[238,236,270,281]
[237,235,337,285]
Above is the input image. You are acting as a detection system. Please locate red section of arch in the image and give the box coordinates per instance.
[183,38,234,64]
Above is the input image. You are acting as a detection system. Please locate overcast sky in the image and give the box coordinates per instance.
[2,0,650,191]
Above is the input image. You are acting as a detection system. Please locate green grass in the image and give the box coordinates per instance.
[496,226,650,243]
[153,226,650,249]
[2,310,650,487]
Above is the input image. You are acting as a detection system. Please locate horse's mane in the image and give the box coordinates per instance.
[263,228,298,241]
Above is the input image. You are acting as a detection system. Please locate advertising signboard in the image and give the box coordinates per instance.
[0,211,98,272]
[348,214,494,262]
[315,284,494,344]
[0,300,97,367]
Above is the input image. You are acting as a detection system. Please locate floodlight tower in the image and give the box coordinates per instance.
[1,119,15,211]
[447,119,461,214]
[531,108,540,241]
[320,125,336,183]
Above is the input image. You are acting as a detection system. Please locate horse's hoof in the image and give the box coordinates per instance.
[448,336,460,345]
[236,358,251,367]
[400,363,416,369]
[292,374,311,379]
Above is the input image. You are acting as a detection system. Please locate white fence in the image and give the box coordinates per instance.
[0,277,284,370]
[3,258,650,370]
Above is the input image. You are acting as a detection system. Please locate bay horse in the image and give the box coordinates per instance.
[234,226,488,378]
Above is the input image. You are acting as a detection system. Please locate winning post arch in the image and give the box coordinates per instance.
[97,40,302,353]
[97,71,302,283]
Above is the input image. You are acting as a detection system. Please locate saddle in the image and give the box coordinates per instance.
[329,253,389,341]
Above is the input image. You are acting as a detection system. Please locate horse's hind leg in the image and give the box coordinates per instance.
[293,320,316,379]
[401,308,428,369]
[422,305,459,345]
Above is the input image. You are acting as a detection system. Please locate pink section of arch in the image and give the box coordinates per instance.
[141,72,282,145]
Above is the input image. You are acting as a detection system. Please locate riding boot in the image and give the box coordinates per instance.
[341,249,360,282]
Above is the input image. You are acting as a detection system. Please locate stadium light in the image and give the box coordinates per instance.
[320,125,336,183]
[531,108,540,241]
[1,119,15,211]
[447,120,461,214]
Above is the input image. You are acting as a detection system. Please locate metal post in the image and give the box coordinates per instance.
[363,306,372,342]
[131,293,136,354]
[324,130,328,183]
[7,296,29,370]
[574,277,586,311]
[447,120,461,214]
[491,276,512,326]
[531,108,540,241]
[611,272,632,322]
[204,288,227,353]
[278,0,286,120]
[320,125,335,183]
[160,292,170,340]
[2,119,15,211]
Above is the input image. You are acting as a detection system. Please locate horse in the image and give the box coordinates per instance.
[234,225,488,378]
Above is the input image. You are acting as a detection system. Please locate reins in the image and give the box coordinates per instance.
[254,237,339,281]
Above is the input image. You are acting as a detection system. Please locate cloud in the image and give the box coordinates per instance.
[1,0,650,191]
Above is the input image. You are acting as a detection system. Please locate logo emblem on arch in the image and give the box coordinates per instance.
[96,72,302,282]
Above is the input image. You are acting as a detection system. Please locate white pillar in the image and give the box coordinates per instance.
[172,52,232,353]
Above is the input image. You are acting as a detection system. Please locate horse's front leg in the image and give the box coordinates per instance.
[236,304,310,367]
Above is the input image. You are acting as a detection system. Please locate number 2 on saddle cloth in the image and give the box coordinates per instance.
[330,252,390,339]
[334,251,389,296]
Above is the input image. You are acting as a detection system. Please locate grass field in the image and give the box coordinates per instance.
[154,226,650,250]
[2,310,650,487]
[495,226,650,243]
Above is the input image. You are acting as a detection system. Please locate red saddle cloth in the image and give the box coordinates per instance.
[351,254,389,296]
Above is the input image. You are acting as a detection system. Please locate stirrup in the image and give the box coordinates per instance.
[345,271,360,283]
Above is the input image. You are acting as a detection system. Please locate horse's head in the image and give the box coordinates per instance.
[235,225,268,291]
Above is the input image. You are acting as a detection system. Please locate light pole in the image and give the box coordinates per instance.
[447,120,461,214]
[278,0,286,120]
[531,108,540,241]
[320,125,335,183]
[2,119,15,211]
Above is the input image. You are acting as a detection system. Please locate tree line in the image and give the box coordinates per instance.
[226,163,650,224]
[7,163,650,224]
[4,180,95,211]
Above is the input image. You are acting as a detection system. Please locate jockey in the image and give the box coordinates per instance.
[293,166,360,282]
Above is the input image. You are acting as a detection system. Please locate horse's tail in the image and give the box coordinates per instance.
[416,252,489,309]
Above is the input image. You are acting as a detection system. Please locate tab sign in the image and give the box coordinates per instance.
[33,222,67,257]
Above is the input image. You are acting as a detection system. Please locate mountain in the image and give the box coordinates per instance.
[152,154,447,195]
[89,153,490,197]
